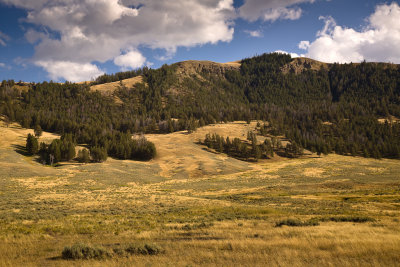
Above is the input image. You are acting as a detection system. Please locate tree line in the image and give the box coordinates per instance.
[2,52,400,160]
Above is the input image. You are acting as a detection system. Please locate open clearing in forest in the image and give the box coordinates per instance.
[90,76,143,95]
[0,120,399,266]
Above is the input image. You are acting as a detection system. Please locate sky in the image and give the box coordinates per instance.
[0,0,399,83]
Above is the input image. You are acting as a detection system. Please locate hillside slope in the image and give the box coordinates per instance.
[1,53,400,161]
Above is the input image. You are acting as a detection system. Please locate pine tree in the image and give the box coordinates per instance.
[34,124,43,138]
[67,142,76,161]
[26,133,38,155]
[90,146,108,163]
[77,149,90,163]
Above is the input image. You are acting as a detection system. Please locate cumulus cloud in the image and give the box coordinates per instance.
[0,0,235,81]
[114,50,147,70]
[244,30,263,37]
[274,50,302,58]
[0,31,10,46]
[0,62,6,68]
[35,61,104,82]
[299,2,400,63]
[239,0,314,22]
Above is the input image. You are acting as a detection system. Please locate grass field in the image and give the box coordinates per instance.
[0,120,399,266]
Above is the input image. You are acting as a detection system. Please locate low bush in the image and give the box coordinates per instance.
[124,243,163,255]
[62,243,111,260]
[275,218,319,227]
[323,215,374,223]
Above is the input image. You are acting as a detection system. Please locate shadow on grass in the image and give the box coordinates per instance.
[46,256,63,261]
[12,144,31,156]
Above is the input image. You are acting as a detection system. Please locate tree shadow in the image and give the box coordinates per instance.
[46,256,63,261]
[12,144,30,156]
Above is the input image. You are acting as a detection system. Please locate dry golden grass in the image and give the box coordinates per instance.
[222,60,241,68]
[0,120,400,266]
[146,121,257,178]
[378,116,400,124]
[90,76,143,96]
[12,84,30,92]
[281,57,329,74]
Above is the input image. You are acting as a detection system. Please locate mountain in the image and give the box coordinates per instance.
[1,52,399,160]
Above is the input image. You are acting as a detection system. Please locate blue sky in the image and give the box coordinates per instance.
[0,0,399,82]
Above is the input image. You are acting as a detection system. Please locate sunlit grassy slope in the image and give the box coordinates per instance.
[0,120,399,266]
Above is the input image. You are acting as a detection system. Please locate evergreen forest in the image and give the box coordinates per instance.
[1,53,399,162]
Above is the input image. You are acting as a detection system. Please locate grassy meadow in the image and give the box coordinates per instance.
[0,120,399,266]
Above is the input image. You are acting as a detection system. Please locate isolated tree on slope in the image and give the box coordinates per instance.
[26,133,38,155]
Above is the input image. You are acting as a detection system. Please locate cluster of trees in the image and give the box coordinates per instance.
[93,68,147,85]
[3,52,400,160]
[90,132,156,161]
[26,133,76,165]
[2,81,157,162]
[227,54,400,159]
[25,133,109,164]
[203,132,274,161]
[203,130,305,161]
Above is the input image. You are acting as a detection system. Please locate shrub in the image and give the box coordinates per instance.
[324,216,374,223]
[124,243,163,255]
[275,218,319,227]
[61,243,111,260]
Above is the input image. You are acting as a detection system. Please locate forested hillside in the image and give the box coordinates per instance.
[1,53,399,160]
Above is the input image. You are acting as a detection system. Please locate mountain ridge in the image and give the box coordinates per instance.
[1,52,399,160]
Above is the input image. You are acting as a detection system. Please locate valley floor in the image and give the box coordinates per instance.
[0,121,399,266]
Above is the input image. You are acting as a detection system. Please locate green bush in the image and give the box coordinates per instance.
[275,218,319,227]
[124,243,163,255]
[324,216,374,223]
[61,243,111,260]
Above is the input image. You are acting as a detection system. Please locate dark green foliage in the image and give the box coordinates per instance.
[34,124,42,137]
[25,133,38,155]
[77,149,90,163]
[124,243,163,255]
[62,243,111,260]
[90,146,108,163]
[203,133,273,161]
[275,218,320,227]
[67,142,76,160]
[38,135,76,165]
[93,68,146,85]
[322,216,375,223]
[2,52,400,160]
[282,142,304,158]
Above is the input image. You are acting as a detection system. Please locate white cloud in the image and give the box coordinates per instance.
[299,2,400,63]
[114,50,146,70]
[274,50,302,58]
[239,0,314,22]
[0,0,236,81]
[298,40,310,50]
[0,31,10,46]
[244,30,263,38]
[0,62,11,70]
[35,61,104,82]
